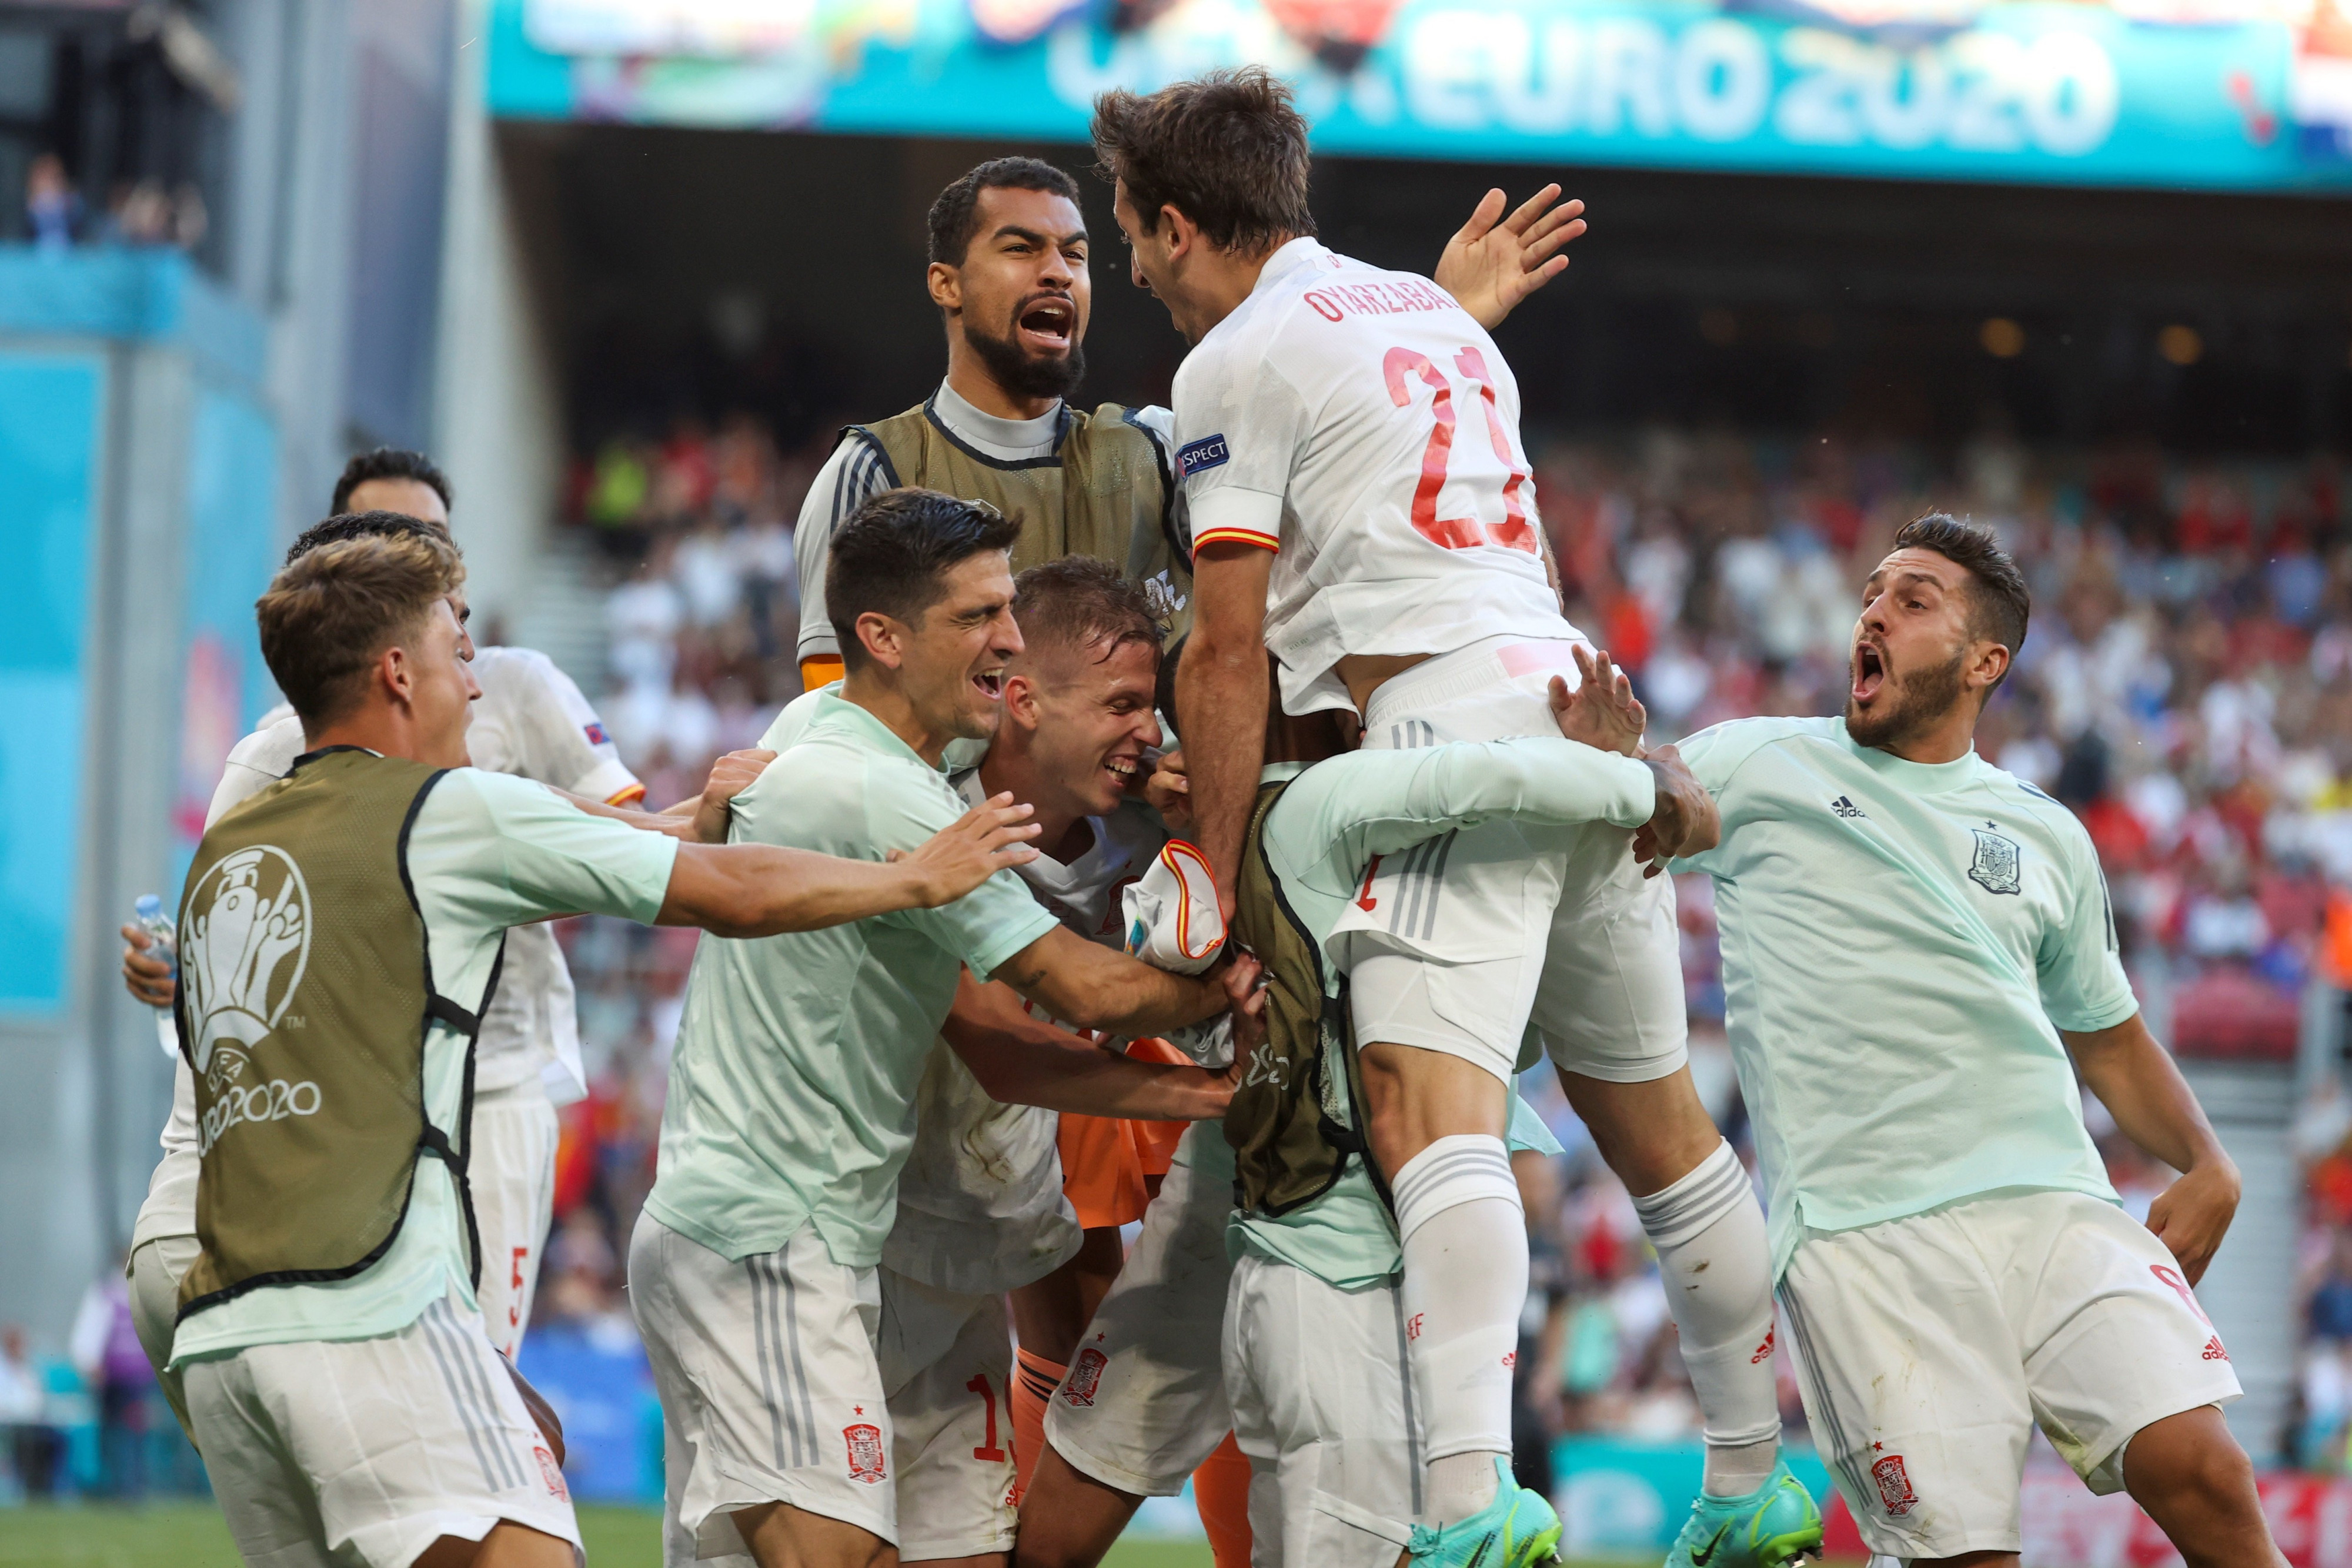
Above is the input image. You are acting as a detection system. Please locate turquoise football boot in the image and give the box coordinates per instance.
[1662,1457,1825,1568]
[1402,1456,1563,1567]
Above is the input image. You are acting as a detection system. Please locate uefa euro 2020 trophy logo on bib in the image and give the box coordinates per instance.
[182,845,313,1093]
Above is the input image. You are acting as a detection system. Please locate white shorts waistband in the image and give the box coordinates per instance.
[1361,634,1591,734]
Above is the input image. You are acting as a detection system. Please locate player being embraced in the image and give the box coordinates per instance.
[1093,67,1806,1566]
[629,489,1258,1568]
[172,527,1035,1568]
[1671,514,2280,1568]
[790,156,1585,691]
[1018,644,1720,1568]
[753,556,1244,1566]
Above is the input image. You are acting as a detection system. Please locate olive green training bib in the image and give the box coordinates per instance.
[172,747,501,1320]
[852,396,1192,637]
[1224,779,1389,1221]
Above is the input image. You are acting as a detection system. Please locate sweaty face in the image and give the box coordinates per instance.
[950,186,1090,402]
[1846,547,1975,751]
[898,552,1024,745]
[1022,636,1163,821]
[412,597,482,768]
[345,476,450,529]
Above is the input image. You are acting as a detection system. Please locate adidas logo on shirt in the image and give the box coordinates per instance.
[1829,796,1866,819]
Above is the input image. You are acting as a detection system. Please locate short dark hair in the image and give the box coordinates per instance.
[332,447,453,516]
[285,509,453,567]
[257,530,466,726]
[1090,67,1315,256]
[827,489,1024,670]
[928,157,1083,268]
[1013,557,1165,669]
[1894,512,2032,683]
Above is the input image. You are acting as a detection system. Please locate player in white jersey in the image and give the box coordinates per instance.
[118,457,663,1413]
[1092,69,1803,1565]
[790,156,1585,694]
[1670,514,2279,1568]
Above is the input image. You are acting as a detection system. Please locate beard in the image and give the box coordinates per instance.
[1845,646,1967,751]
[962,313,1086,403]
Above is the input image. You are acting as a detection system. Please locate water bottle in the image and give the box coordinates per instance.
[133,894,178,1055]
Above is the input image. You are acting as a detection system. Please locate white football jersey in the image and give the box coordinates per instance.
[878,770,1171,1295]
[1173,237,1575,716]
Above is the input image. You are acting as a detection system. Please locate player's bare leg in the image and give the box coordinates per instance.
[1011,1445,1145,1567]
[734,1500,897,1568]
[412,1522,578,1568]
[2121,1405,2286,1568]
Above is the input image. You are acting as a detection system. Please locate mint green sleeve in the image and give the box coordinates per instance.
[870,768,1060,982]
[1666,719,1772,877]
[1505,1093,1565,1157]
[1298,740,1654,866]
[424,769,680,928]
[2036,815,2140,1035]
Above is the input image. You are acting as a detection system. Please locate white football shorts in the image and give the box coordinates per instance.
[181,1293,579,1568]
[1222,1249,1423,1567]
[1344,636,1686,1088]
[1044,1155,1234,1496]
[1778,1189,2241,1562]
[470,1081,561,1359]
[128,1233,199,1437]
[876,1267,1019,1560]
[629,1215,896,1562]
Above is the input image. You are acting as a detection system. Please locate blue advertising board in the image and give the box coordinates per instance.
[0,352,104,1014]
[488,0,2352,192]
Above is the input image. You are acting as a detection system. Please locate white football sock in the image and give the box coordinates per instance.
[1394,1134,1526,1525]
[1629,1139,1782,1496]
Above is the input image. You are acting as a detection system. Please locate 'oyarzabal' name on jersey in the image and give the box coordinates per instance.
[1301,279,1456,321]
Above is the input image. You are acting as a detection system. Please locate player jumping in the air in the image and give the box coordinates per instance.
[1672,514,2281,1568]
[1092,68,1812,1566]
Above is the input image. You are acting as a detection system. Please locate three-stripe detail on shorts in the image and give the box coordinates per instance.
[1388,718,1438,751]
[418,1296,529,1493]
[1384,832,1457,942]
[1778,1287,1867,1507]
[747,1248,818,1472]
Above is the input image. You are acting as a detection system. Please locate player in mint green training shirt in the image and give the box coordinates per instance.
[1671,513,2278,1568]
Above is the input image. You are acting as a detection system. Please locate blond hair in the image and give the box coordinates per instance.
[256,530,466,726]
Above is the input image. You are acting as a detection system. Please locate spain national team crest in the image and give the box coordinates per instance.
[844,1422,887,1485]
[1061,1346,1108,1407]
[534,1446,568,1500]
[1872,1453,1917,1516]
[1967,825,2022,895]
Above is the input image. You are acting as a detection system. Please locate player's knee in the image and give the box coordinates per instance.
[2124,1409,2256,1511]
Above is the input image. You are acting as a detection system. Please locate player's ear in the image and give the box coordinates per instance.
[1969,638,2011,695]
[927,261,960,315]
[855,611,908,671]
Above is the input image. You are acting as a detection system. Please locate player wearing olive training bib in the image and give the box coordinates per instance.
[1671,514,2277,1568]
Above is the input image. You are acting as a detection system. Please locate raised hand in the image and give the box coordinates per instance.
[1547,645,1645,757]
[1434,184,1588,332]
[895,793,1041,907]
[690,748,778,843]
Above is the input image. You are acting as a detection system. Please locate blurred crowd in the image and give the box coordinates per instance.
[518,412,2352,1475]
[19,152,208,255]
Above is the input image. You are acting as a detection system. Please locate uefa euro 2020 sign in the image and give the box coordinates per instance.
[489,0,2352,193]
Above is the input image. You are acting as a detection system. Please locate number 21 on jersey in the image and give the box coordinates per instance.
[1385,344,1537,556]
